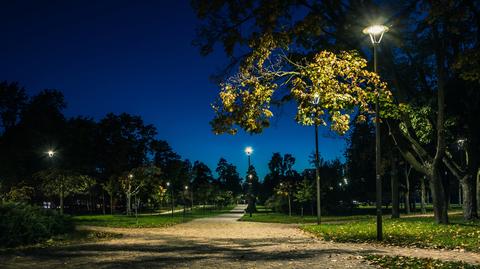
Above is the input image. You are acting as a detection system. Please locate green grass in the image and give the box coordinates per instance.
[240,212,375,224]
[364,255,480,269]
[302,214,480,252]
[73,205,235,228]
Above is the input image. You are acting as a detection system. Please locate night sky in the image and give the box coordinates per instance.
[0,0,346,179]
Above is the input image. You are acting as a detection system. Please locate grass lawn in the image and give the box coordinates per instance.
[364,255,480,269]
[73,205,235,228]
[240,212,375,224]
[302,214,480,252]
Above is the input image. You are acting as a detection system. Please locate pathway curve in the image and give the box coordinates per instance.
[1,205,479,268]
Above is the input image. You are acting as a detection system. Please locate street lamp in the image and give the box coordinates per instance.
[245,146,254,217]
[46,150,55,158]
[312,92,322,225]
[167,182,174,217]
[363,23,388,241]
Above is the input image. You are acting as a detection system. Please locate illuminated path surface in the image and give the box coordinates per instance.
[1,205,479,269]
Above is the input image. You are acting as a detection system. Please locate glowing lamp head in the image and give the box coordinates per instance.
[128,174,133,179]
[185,186,188,190]
[245,146,253,156]
[47,150,55,158]
[363,24,389,44]
[166,182,170,187]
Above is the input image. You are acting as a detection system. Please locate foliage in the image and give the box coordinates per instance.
[37,169,95,200]
[294,178,314,205]
[302,215,480,252]
[365,255,480,269]
[211,50,391,135]
[3,183,34,202]
[0,202,74,247]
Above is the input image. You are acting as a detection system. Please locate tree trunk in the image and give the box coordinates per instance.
[301,206,304,217]
[460,176,478,220]
[477,168,480,217]
[288,194,292,217]
[110,193,114,215]
[459,182,463,205]
[102,192,106,215]
[430,24,449,224]
[420,176,427,214]
[391,160,400,218]
[405,166,411,214]
[430,168,449,224]
[126,193,131,216]
[59,192,64,215]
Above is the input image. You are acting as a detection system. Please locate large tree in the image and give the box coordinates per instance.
[193,0,480,224]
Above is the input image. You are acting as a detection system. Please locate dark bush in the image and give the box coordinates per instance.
[0,202,75,247]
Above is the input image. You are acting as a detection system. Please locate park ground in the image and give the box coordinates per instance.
[1,205,479,269]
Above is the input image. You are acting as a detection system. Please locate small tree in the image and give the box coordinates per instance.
[276,182,293,216]
[294,178,314,217]
[37,168,95,214]
[120,166,161,216]
[101,176,117,215]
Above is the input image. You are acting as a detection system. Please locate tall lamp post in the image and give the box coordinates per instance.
[167,182,174,217]
[363,24,388,241]
[312,93,321,225]
[245,146,254,217]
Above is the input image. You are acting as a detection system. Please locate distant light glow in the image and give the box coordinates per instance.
[185,186,188,190]
[245,146,253,156]
[128,174,133,179]
[47,150,55,158]
[166,182,170,187]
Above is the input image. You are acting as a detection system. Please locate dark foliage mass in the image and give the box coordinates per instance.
[0,202,74,247]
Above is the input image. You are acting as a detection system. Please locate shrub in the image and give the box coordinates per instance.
[0,202,75,247]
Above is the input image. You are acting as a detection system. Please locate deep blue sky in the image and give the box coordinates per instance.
[0,0,346,179]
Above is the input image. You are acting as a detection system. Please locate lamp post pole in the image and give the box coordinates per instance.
[245,146,254,217]
[167,182,174,217]
[314,123,321,225]
[312,93,321,225]
[363,24,388,241]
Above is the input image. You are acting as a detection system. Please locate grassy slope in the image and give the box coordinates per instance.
[302,214,480,252]
[365,255,480,269]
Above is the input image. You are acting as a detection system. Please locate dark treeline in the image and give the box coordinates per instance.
[0,82,243,215]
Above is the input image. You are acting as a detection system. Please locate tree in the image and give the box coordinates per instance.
[294,177,314,217]
[216,158,242,196]
[36,168,95,214]
[193,0,480,224]
[0,81,27,132]
[102,176,118,215]
[276,182,294,216]
[120,166,161,216]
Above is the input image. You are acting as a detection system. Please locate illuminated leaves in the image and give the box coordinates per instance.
[211,48,392,135]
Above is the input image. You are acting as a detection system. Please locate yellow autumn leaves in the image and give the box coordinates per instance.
[211,49,392,136]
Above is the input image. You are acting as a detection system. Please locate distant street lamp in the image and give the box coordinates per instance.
[167,182,174,217]
[312,92,321,225]
[183,185,188,218]
[245,146,254,217]
[363,23,388,241]
[47,150,56,158]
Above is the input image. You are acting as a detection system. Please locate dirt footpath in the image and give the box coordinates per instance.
[1,205,478,268]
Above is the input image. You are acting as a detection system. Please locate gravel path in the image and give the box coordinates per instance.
[1,205,479,268]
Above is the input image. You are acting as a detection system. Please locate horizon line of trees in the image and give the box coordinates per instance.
[0,82,244,215]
